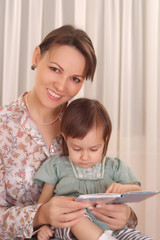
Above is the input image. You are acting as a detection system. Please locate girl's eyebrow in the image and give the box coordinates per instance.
[71,143,102,148]
[70,143,80,148]
[90,144,102,148]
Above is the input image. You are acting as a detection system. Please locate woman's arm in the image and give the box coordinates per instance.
[33,195,89,229]
[94,158,140,230]
[0,202,41,239]
[89,182,139,230]
[90,203,137,230]
[126,207,138,229]
[0,157,41,239]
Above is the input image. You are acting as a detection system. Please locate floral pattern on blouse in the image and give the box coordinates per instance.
[0,93,63,239]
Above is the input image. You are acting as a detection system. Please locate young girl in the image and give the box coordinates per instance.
[34,98,142,240]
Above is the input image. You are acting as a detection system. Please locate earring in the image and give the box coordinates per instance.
[31,64,36,70]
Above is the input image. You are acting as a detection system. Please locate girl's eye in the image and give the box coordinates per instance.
[73,148,81,151]
[71,76,81,83]
[91,148,98,152]
[50,67,60,73]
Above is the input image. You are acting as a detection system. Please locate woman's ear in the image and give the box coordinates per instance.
[32,46,41,67]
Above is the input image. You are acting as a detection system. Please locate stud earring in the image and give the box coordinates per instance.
[31,64,36,70]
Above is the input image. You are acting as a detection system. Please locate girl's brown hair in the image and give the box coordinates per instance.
[39,25,96,81]
[61,98,112,157]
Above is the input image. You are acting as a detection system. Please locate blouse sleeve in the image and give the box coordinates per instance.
[126,207,138,229]
[34,156,59,187]
[0,159,41,239]
[112,158,141,186]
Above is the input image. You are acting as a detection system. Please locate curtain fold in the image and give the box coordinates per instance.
[2,0,21,103]
[0,0,159,239]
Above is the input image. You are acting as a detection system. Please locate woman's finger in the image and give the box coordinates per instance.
[90,203,130,230]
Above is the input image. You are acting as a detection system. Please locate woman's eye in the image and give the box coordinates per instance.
[50,67,59,73]
[71,76,81,83]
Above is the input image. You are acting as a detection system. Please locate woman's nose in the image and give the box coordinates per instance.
[54,75,67,91]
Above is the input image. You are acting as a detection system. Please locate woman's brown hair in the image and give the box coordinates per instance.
[61,98,112,157]
[39,25,96,81]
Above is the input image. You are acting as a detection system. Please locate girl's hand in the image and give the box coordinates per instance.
[34,196,89,229]
[106,182,141,194]
[90,203,131,230]
[37,225,53,240]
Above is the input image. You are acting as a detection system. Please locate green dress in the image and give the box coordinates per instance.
[34,156,140,230]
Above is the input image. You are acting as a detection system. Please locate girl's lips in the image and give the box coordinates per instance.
[78,163,91,168]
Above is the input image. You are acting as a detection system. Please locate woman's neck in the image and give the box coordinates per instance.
[25,91,62,125]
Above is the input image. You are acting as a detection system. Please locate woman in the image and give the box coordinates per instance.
[0,25,150,240]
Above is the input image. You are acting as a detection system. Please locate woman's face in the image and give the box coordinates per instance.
[32,45,86,110]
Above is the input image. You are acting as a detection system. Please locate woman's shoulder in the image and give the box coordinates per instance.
[0,94,26,118]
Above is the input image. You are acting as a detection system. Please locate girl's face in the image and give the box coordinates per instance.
[32,45,86,110]
[65,126,105,168]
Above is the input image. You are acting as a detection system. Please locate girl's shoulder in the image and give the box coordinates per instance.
[43,155,70,167]
[104,156,123,169]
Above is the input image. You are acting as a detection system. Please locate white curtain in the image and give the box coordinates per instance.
[0,0,159,238]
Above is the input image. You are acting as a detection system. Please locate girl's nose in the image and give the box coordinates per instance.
[81,151,88,161]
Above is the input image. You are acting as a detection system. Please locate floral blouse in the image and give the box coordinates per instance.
[0,93,63,239]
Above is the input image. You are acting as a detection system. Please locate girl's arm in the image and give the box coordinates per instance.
[106,183,142,194]
[38,183,55,203]
[36,183,55,240]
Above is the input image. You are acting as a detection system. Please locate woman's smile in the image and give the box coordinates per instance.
[47,88,62,101]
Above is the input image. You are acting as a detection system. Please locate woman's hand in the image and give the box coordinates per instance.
[34,196,89,229]
[90,203,131,230]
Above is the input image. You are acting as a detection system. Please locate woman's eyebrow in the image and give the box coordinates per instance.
[50,62,84,78]
[50,62,64,71]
